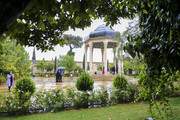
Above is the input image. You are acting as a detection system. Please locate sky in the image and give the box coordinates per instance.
[25,18,133,62]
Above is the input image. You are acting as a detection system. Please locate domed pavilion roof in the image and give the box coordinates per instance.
[84,24,119,41]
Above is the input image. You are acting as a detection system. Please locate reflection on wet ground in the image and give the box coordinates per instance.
[0,76,138,93]
[31,77,113,91]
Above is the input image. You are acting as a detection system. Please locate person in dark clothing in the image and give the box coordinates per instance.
[56,70,60,82]
[59,70,63,82]
[7,71,14,92]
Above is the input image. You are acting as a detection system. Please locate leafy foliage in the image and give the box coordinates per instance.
[137,70,176,119]
[76,72,94,91]
[124,0,180,119]
[0,36,30,75]
[63,34,83,56]
[46,62,54,73]
[113,74,128,90]
[37,60,47,72]
[124,57,145,75]
[57,54,76,73]
[97,64,102,71]
[15,77,36,100]
[0,0,137,51]
[0,74,6,84]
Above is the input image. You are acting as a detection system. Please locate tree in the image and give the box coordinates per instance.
[54,56,57,73]
[32,47,36,60]
[97,64,102,71]
[63,34,83,56]
[107,59,109,71]
[87,62,90,70]
[0,0,137,51]
[123,57,145,75]
[108,63,114,71]
[37,60,47,72]
[46,62,54,73]
[124,0,180,119]
[0,36,30,75]
[83,54,85,70]
[57,54,76,73]
[75,65,84,74]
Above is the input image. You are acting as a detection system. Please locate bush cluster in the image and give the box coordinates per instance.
[76,72,94,91]
[0,77,36,116]
[0,74,6,84]
[113,74,128,90]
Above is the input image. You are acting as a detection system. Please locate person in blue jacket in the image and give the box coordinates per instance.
[59,70,63,82]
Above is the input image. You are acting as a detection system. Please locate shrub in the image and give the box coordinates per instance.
[113,74,128,90]
[63,73,70,77]
[74,91,89,108]
[96,87,109,106]
[0,74,6,84]
[126,83,140,102]
[109,88,128,104]
[40,72,44,77]
[76,72,94,91]
[73,72,80,77]
[15,77,36,101]
[138,71,146,85]
[43,89,65,112]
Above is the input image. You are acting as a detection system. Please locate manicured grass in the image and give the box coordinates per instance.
[1,97,180,120]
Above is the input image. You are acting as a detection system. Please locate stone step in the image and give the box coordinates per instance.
[91,75,139,83]
[91,75,116,81]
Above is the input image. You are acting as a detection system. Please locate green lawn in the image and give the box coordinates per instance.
[1,97,180,120]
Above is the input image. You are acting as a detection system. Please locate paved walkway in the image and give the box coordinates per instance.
[0,75,138,93]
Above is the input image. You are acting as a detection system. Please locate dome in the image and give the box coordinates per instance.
[84,25,119,41]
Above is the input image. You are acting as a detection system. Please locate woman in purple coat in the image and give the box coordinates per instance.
[7,71,14,92]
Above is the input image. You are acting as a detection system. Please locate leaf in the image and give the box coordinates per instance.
[143,9,148,14]
[75,16,81,25]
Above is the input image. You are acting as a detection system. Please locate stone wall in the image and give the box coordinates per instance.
[30,60,105,74]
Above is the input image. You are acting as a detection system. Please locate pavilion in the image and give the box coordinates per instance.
[84,25,124,75]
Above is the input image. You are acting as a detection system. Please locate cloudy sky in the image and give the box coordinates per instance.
[25,18,133,62]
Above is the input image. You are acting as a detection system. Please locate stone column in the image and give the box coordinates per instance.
[118,48,123,75]
[118,45,121,75]
[89,42,93,75]
[118,58,121,75]
[113,47,117,75]
[101,48,104,72]
[103,41,108,75]
[121,50,124,75]
[84,45,88,72]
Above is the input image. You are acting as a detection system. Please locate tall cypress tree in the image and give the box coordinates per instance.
[32,47,36,60]
[107,59,109,71]
[54,56,57,73]
[83,54,85,70]
[87,62,90,70]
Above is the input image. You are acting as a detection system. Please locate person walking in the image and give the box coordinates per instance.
[70,72,73,79]
[56,70,60,82]
[59,70,63,82]
[7,71,14,92]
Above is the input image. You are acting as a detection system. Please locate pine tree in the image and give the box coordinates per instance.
[32,47,36,60]
[83,54,85,70]
[54,56,57,73]
[107,59,109,71]
[88,62,90,70]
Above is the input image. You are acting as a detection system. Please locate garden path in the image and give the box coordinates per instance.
[0,76,138,93]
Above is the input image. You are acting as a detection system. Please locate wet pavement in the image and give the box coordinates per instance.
[31,77,114,91]
[0,76,138,93]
